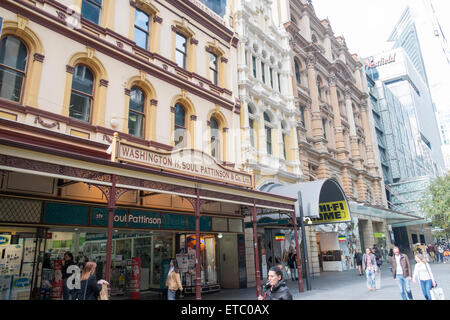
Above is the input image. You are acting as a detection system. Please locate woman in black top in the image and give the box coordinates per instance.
[258,267,293,300]
[77,262,108,300]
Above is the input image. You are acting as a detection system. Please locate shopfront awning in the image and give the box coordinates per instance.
[263,178,349,218]
[349,202,422,224]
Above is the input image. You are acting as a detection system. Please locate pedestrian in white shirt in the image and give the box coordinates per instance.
[413,253,436,300]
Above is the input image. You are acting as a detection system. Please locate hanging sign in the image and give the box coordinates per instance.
[275,233,285,242]
[309,201,351,225]
[338,236,347,242]
[112,138,253,188]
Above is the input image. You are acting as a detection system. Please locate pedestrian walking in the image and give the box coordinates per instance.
[354,250,363,276]
[390,246,413,300]
[75,262,109,300]
[412,253,436,300]
[428,243,435,263]
[287,248,298,281]
[61,251,75,300]
[258,266,293,300]
[165,259,183,300]
[362,248,377,291]
[438,245,444,263]
[444,248,450,263]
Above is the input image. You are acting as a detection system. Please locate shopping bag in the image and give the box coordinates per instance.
[98,283,109,300]
[430,287,445,300]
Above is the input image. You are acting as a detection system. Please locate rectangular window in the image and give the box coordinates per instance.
[270,68,273,88]
[69,91,92,122]
[209,53,218,86]
[265,126,272,155]
[176,33,187,69]
[249,118,255,147]
[261,62,265,84]
[252,56,257,78]
[282,133,287,159]
[81,0,102,25]
[278,72,281,92]
[300,105,306,128]
[134,9,150,50]
[322,119,327,140]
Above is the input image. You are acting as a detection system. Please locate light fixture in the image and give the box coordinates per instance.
[74,228,79,231]
[217,233,223,239]
[114,229,118,233]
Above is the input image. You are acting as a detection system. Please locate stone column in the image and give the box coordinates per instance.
[329,73,347,161]
[345,87,362,170]
[306,53,325,151]
[360,100,376,169]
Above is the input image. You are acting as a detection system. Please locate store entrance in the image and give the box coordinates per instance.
[42,228,173,298]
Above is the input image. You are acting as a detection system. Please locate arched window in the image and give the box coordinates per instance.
[69,64,94,122]
[81,0,102,25]
[264,112,272,155]
[174,103,186,148]
[294,59,301,84]
[134,8,150,50]
[210,117,220,159]
[0,35,28,103]
[128,86,145,137]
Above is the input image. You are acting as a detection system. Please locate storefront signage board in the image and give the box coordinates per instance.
[114,140,253,188]
[44,203,89,225]
[309,201,351,225]
[91,207,127,227]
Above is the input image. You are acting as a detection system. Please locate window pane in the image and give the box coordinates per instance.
[81,0,101,24]
[130,87,145,113]
[135,9,149,30]
[261,62,265,83]
[129,111,144,137]
[0,66,24,102]
[174,104,186,128]
[134,28,148,50]
[0,36,28,71]
[264,112,270,123]
[176,34,187,53]
[249,118,254,147]
[266,126,272,155]
[176,51,186,69]
[72,65,94,94]
[210,117,220,159]
[174,128,186,148]
[69,91,91,122]
[295,60,301,83]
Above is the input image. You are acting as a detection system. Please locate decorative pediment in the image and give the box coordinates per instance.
[134,0,159,15]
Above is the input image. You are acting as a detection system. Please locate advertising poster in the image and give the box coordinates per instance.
[0,275,12,300]
[51,260,63,300]
[10,277,31,300]
[176,254,189,273]
[129,257,140,300]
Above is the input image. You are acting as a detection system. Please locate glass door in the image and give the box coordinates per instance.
[150,233,172,289]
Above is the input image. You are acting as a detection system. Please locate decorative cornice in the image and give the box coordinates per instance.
[34,116,60,130]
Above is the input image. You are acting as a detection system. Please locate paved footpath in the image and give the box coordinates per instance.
[189,261,450,300]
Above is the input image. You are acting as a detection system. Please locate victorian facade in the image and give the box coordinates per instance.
[0,0,299,300]
[278,0,399,276]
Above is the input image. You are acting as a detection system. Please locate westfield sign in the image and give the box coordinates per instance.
[365,53,397,69]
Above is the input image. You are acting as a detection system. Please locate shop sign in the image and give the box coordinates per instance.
[309,201,351,225]
[365,53,396,69]
[114,140,253,188]
[0,235,11,246]
[374,232,385,238]
[275,233,285,241]
[12,278,30,288]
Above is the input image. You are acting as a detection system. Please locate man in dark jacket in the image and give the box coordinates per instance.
[391,246,413,300]
[258,267,293,300]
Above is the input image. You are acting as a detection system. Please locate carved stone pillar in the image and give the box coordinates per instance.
[306,54,324,149]
[345,88,362,169]
[329,74,346,159]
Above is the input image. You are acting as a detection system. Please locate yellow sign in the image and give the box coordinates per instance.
[309,201,351,225]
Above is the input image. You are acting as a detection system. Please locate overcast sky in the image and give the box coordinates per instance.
[311,0,450,115]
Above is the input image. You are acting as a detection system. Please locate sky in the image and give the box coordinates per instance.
[311,0,450,116]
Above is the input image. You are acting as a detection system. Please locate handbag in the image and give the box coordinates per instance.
[430,287,445,300]
[75,280,88,300]
[98,283,109,300]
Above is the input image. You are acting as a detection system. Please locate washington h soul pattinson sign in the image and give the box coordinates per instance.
[113,140,253,188]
